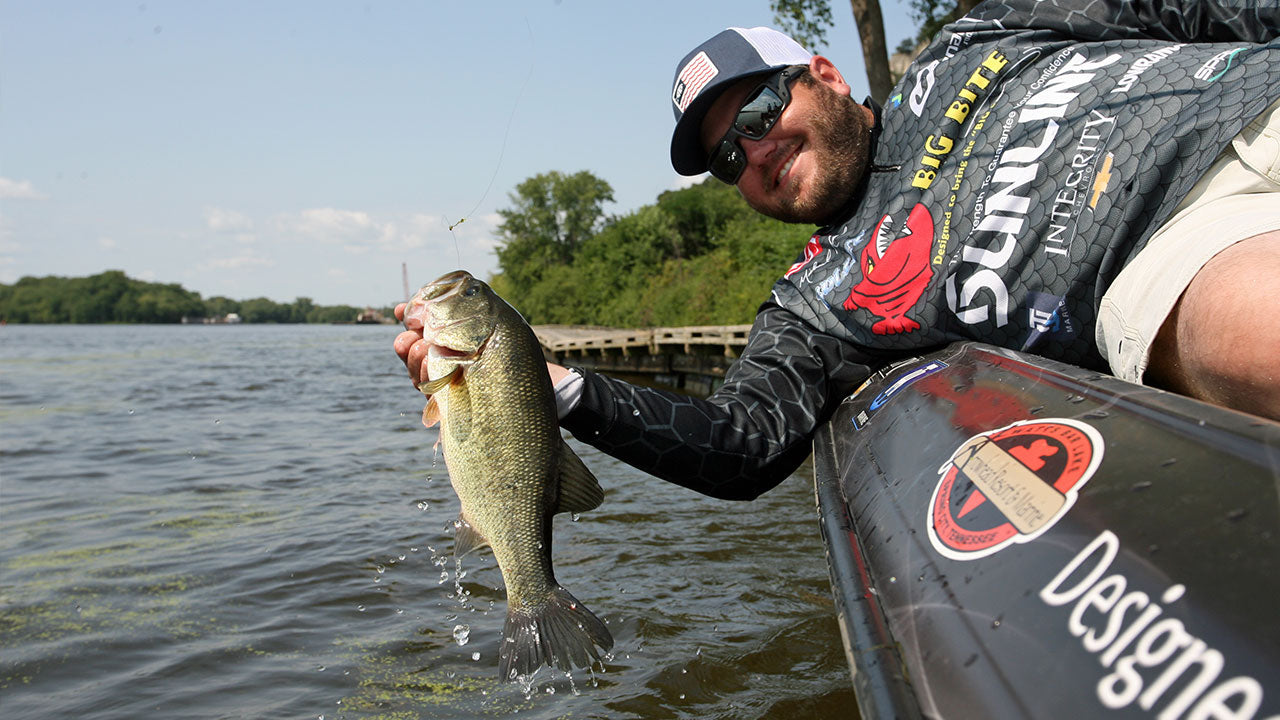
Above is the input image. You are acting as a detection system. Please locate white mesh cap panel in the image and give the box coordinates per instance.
[730,27,811,66]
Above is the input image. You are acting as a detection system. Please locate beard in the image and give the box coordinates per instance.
[754,83,871,225]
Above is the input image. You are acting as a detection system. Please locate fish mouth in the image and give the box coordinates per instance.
[420,270,472,302]
[428,343,479,361]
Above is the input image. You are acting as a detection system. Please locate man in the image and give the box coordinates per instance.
[397,0,1280,500]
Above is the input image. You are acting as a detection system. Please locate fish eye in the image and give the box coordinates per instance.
[463,285,478,297]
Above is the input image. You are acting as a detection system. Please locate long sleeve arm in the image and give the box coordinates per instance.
[559,303,882,500]
[967,0,1280,43]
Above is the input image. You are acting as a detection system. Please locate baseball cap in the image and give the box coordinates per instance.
[669,27,812,176]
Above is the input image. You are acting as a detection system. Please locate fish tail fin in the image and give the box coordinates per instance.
[498,586,613,682]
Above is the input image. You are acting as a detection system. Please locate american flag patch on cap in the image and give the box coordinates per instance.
[673,51,718,113]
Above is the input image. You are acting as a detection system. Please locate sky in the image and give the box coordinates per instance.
[0,1,918,307]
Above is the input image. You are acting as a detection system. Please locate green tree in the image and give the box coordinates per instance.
[494,170,614,294]
[204,296,240,319]
[238,297,290,323]
[771,0,982,100]
[654,179,753,258]
[290,297,316,324]
[772,0,893,102]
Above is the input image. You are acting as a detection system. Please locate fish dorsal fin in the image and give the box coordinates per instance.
[554,439,604,515]
[454,514,488,557]
[417,366,461,396]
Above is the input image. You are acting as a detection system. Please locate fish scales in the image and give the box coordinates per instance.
[404,270,612,681]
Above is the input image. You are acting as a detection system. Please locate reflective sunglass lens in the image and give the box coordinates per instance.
[735,87,785,138]
[709,140,746,184]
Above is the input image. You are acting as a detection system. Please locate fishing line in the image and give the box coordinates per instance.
[445,17,536,268]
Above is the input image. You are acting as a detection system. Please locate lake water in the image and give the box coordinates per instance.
[0,324,857,719]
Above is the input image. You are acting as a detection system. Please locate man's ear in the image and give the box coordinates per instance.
[808,55,852,97]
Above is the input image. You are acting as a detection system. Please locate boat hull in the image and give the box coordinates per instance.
[813,342,1280,720]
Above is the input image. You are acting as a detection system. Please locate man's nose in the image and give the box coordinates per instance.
[739,134,780,168]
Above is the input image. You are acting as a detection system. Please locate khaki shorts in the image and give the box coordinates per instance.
[1098,97,1280,383]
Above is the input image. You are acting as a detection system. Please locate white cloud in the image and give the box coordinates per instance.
[669,172,709,192]
[0,177,48,200]
[204,207,254,233]
[281,208,378,241]
[205,253,275,270]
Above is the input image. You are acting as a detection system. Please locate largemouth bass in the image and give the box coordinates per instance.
[403,270,613,681]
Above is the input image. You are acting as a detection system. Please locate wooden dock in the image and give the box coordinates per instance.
[532,324,752,392]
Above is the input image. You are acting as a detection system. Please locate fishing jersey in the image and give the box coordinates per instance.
[561,0,1280,500]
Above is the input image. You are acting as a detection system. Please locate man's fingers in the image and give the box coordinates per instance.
[405,337,430,387]
[394,330,421,361]
[394,302,407,322]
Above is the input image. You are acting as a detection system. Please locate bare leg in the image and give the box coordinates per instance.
[1145,231,1280,422]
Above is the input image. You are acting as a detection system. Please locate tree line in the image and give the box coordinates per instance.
[489,171,813,327]
[0,270,381,324]
[1,171,810,328]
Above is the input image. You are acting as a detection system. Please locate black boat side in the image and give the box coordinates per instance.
[813,341,1280,720]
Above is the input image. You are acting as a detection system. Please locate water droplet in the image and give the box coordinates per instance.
[991,617,1002,628]
[545,686,556,695]
[679,693,686,700]
[376,565,385,574]
[888,576,897,583]
[417,501,429,511]
[1227,508,1248,521]
[317,665,326,672]
[453,624,471,646]
[571,512,581,522]
[128,409,135,415]
[471,651,481,661]
[396,608,404,615]
[357,605,365,612]
[398,554,406,561]
[213,418,221,424]
[438,571,449,584]
[1066,394,1086,403]
[1131,480,1152,492]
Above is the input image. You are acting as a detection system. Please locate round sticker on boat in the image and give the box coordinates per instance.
[928,418,1104,561]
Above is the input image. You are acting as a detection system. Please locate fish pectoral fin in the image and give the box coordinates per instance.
[454,514,488,557]
[417,366,461,396]
[422,396,442,428]
[553,440,604,515]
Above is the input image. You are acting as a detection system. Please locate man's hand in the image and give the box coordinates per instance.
[393,302,429,387]
[391,301,571,391]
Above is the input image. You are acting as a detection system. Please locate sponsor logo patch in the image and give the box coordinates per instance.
[843,203,936,334]
[1022,291,1078,350]
[1196,47,1244,83]
[784,235,823,278]
[852,360,948,428]
[928,418,1104,560]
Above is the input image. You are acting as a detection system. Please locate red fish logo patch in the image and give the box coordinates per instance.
[843,203,936,334]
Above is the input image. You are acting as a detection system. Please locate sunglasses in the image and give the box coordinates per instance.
[707,66,804,184]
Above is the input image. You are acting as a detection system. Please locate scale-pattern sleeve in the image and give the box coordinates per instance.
[970,0,1280,44]
[559,302,885,500]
